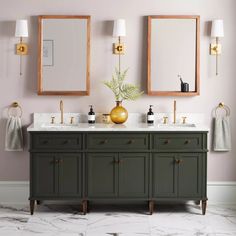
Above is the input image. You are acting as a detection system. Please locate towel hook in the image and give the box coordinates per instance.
[215,102,230,117]
[8,102,23,118]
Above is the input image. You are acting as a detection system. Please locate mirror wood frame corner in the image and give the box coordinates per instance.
[147,15,200,96]
[37,15,91,96]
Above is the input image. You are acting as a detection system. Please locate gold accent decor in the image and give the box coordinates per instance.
[210,43,222,55]
[8,102,23,117]
[182,116,187,124]
[51,116,55,124]
[214,102,230,116]
[113,42,125,54]
[16,43,28,55]
[110,101,128,124]
[163,116,168,124]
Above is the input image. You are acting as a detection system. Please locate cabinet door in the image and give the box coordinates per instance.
[152,153,178,198]
[58,153,82,197]
[119,153,149,198]
[178,153,202,197]
[32,153,57,197]
[87,153,118,198]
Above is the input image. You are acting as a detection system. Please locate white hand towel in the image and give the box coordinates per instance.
[5,116,23,151]
[213,116,231,152]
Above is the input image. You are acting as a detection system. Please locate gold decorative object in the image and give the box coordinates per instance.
[102,114,111,124]
[110,101,128,124]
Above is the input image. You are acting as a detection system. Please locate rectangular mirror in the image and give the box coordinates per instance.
[38,15,90,96]
[147,15,200,96]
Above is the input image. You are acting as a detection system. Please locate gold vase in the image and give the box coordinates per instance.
[110,101,128,124]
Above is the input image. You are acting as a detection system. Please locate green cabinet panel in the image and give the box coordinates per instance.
[87,153,118,197]
[119,153,149,198]
[58,153,82,196]
[178,153,202,197]
[152,153,177,197]
[33,153,57,197]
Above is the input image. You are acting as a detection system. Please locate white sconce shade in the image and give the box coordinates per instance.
[113,19,126,37]
[211,19,224,38]
[15,19,28,37]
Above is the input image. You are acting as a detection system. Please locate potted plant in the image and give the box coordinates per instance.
[103,68,143,124]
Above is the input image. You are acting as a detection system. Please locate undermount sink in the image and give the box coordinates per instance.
[41,123,78,128]
[158,123,196,128]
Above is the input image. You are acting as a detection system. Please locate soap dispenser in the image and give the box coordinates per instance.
[88,105,95,124]
[147,105,154,124]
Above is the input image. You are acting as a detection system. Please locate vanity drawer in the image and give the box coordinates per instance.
[153,133,204,151]
[87,133,149,150]
[32,134,82,150]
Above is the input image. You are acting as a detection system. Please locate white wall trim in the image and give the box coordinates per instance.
[0,181,236,205]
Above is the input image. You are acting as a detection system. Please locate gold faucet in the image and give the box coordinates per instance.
[173,100,176,124]
[60,100,64,124]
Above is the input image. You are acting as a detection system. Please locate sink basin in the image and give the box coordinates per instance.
[41,123,78,128]
[158,123,196,128]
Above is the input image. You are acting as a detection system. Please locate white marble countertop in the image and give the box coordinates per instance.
[27,123,209,132]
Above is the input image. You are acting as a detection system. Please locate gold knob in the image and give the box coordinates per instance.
[175,159,183,164]
[100,139,108,144]
[164,139,170,144]
[182,116,187,124]
[70,117,74,124]
[163,116,168,124]
[128,139,134,144]
[51,116,55,124]
[55,159,59,164]
[185,140,191,144]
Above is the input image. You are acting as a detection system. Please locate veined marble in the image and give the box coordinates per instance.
[0,204,235,235]
[27,113,209,132]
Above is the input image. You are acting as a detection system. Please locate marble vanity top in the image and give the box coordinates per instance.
[27,123,209,132]
[27,113,209,132]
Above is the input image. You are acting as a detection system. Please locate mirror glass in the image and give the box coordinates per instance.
[147,16,200,96]
[38,16,90,95]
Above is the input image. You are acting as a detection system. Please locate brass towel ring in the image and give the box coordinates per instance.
[8,102,23,118]
[215,102,230,116]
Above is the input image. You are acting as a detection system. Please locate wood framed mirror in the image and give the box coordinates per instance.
[38,15,90,96]
[147,15,200,96]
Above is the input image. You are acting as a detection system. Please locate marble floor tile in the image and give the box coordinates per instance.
[0,203,235,236]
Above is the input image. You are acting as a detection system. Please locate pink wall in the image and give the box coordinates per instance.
[0,0,235,181]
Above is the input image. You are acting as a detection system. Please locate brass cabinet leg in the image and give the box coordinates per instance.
[82,200,88,215]
[201,199,207,215]
[36,200,41,205]
[149,200,154,215]
[30,200,35,215]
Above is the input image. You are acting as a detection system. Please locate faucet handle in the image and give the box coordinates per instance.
[182,116,187,124]
[51,116,55,124]
[70,116,74,124]
[163,116,168,124]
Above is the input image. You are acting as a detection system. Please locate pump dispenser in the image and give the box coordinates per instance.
[88,105,95,124]
[147,105,154,124]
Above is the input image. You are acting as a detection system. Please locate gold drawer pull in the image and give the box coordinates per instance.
[114,160,119,164]
[185,140,191,144]
[128,139,135,144]
[100,139,108,144]
[175,159,183,164]
[55,159,59,164]
[164,139,170,144]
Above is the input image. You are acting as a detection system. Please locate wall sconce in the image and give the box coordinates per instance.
[113,19,126,73]
[15,19,28,76]
[210,19,224,76]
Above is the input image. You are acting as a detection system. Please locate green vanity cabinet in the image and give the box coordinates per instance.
[152,153,203,198]
[87,152,149,199]
[29,131,208,215]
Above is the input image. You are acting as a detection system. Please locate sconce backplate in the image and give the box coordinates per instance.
[16,43,28,55]
[210,43,222,55]
[113,43,125,54]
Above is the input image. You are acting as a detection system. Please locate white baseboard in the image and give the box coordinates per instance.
[0,181,235,205]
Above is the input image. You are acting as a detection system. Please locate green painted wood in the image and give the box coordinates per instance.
[32,153,57,197]
[87,133,149,150]
[87,153,118,198]
[58,153,82,197]
[32,133,82,150]
[178,153,202,198]
[152,153,178,197]
[118,153,149,198]
[152,133,204,150]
